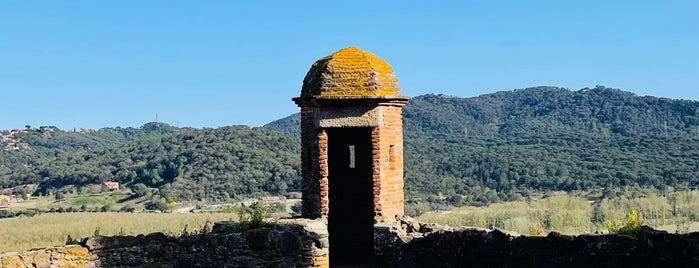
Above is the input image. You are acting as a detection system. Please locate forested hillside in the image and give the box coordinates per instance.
[404,86,699,138]
[0,122,183,189]
[1,125,300,202]
[2,86,698,206]
[267,86,699,205]
[267,86,699,139]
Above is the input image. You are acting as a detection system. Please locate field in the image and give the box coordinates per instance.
[4,190,146,213]
[0,212,236,252]
[4,190,699,253]
[416,190,699,235]
[0,189,299,253]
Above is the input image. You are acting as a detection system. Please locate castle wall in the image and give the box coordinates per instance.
[3,219,699,267]
[0,219,329,268]
[375,218,699,267]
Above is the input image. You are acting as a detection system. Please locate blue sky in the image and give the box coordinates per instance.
[1,1,697,130]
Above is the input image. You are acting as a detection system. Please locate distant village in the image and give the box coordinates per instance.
[0,128,30,151]
[0,126,96,151]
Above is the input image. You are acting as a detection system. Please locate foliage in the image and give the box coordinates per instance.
[132,183,149,197]
[528,223,546,236]
[607,209,643,237]
[266,202,286,213]
[238,202,267,230]
[103,197,117,210]
[290,202,302,217]
[145,198,169,212]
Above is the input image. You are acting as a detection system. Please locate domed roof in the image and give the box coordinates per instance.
[300,47,402,99]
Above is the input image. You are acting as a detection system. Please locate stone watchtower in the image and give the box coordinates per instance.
[293,47,409,263]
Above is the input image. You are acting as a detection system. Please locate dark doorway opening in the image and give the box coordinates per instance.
[327,127,375,266]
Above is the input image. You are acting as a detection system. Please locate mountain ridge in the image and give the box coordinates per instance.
[265,85,699,139]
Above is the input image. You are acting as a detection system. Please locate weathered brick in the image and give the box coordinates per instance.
[294,48,409,223]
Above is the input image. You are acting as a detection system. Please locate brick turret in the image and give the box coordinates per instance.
[293,47,409,223]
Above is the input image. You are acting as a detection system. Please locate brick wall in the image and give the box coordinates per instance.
[296,100,407,223]
[372,105,405,222]
[300,105,321,218]
[317,130,329,217]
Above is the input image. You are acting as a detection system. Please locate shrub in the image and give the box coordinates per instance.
[529,223,546,236]
[120,205,136,213]
[238,202,267,230]
[18,209,38,217]
[0,210,14,218]
[132,183,149,197]
[65,234,79,245]
[145,198,168,212]
[607,209,642,237]
[267,202,286,213]
[290,202,302,217]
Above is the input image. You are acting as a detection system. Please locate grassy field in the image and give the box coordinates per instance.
[4,190,699,253]
[0,189,300,253]
[5,190,145,212]
[416,191,699,235]
[0,212,237,253]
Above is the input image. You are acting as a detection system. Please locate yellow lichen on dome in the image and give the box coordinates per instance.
[301,47,401,98]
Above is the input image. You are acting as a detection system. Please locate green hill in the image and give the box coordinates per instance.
[266,86,699,205]
[0,122,183,188]
[2,86,698,207]
[266,86,699,139]
[1,124,300,202]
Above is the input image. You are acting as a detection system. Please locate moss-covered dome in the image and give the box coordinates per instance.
[300,47,402,99]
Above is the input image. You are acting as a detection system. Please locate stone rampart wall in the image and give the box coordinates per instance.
[0,219,328,268]
[3,218,699,267]
[376,218,699,267]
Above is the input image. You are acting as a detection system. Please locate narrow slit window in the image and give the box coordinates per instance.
[348,145,356,168]
[389,145,396,170]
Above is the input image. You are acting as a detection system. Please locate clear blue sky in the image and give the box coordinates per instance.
[1,1,697,130]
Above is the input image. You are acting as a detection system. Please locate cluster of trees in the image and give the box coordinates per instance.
[2,86,699,207]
